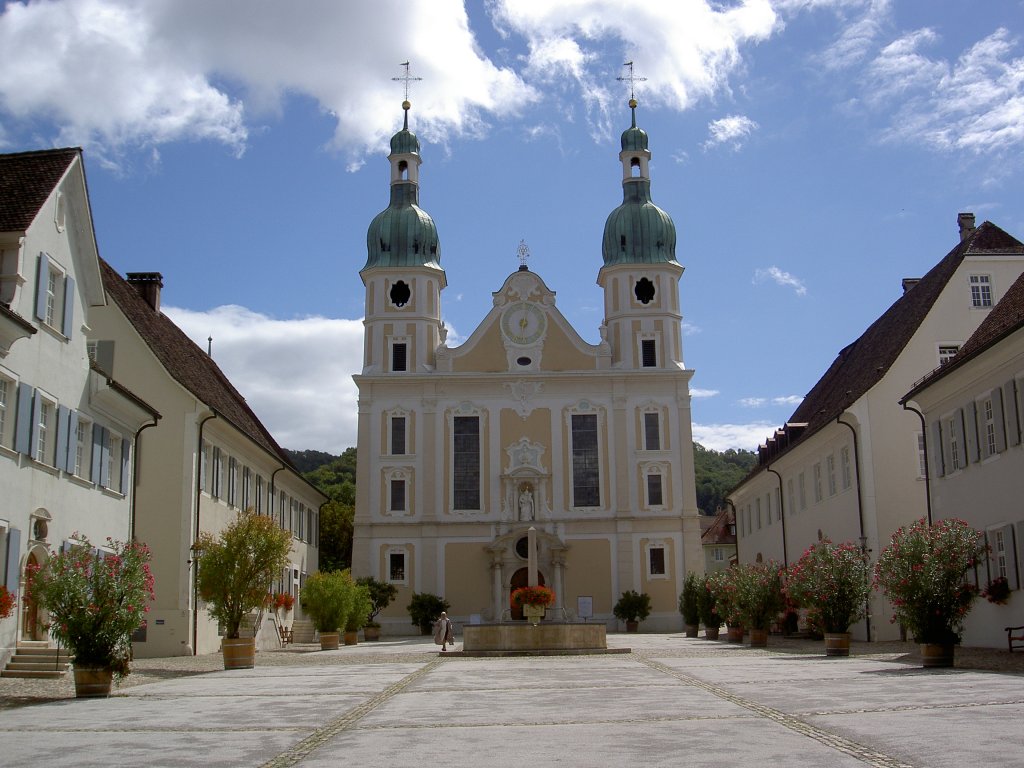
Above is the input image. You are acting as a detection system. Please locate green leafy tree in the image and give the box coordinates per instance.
[692,443,757,515]
[319,500,354,572]
[302,570,355,633]
[356,576,398,626]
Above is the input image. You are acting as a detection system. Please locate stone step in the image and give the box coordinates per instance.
[0,668,67,679]
[6,660,71,672]
[13,646,72,658]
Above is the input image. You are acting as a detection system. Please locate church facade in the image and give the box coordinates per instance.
[351,99,703,633]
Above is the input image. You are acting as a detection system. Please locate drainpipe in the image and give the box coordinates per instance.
[130,418,159,542]
[901,402,932,525]
[765,467,788,567]
[836,414,871,642]
[724,498,739,565]
[270,465,287,590]
[191,412,217,656]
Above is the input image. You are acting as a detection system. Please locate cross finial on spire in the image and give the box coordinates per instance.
[517,240,531,271]
[393,61,423,129]
[617,61,646,110]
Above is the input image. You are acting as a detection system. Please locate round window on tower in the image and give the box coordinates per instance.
[634,277,655,305]
[389,280,411,308]
[515,537,530,559]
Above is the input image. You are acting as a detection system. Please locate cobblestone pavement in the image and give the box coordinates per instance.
[1,634,1022,767]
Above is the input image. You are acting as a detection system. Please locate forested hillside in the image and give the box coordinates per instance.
[693,443,757,515]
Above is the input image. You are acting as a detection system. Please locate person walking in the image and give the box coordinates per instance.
[433,611,454,652]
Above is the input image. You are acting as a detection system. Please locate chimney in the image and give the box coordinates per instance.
[125,272,163,311]
[902,278,920,293]
[957,212,976,242]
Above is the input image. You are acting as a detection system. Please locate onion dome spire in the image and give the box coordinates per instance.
[601,95,677,266]
[364,68,440,270]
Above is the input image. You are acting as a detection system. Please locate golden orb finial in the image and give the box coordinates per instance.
[402,99,411,111]
[628,97,638,109]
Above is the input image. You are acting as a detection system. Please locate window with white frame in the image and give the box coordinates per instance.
[390,413,407,455]
[826,454,837,496]
[390,338,409,372]
[813,463,823,502]
[198,440,208,492]
[646,543,667,578]
[227,456,238,507]
[983,397,997,457]
[643,411,661,451]
[386,468,410,514]
[917,433,927,478]
[570,412,601,507]
[387,549,407,584]
[713,547,724,561]
[255,475,264,513]
[74,417,90,477]
[645,470,664,508]
[0,375,10,448]
[279,491,287,530]
[948,416,961,471]
[211,446,223,499]
[290,498,299,535]
[297,503,305,540]
[35,395,55,464]
[452,414,481,510]
[241,466,251,509]
[105,433,122,492]
[970,274,992,307]
[993,528,1008,580]
[640,337,657,368]
[938,345,960,365]
[798,472,806,510]
[841,446,852,490]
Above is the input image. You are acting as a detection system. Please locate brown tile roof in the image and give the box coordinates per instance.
[0,148,80,232]
[734,221,1023,487]
[702,507,736,546]
[99,258,297,470]
[905,264,1024,399]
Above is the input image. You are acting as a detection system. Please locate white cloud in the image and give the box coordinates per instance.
[753,265,808,296]
[740,397,767,407]
[814,0,891,71]
[773,395,804,405]
[0,0,535,166]
[690,388,720,399]
[692,421,776,452]
[703,115,759,150]
[682,320,701,336]
[164,305,363,453]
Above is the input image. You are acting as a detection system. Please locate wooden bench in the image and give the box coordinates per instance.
[1006,626,1024,652]
[278,624,293,647]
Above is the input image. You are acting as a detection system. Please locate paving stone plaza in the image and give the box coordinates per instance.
[2,634,1023,767]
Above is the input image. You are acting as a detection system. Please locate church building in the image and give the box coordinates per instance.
[351,96,703,633]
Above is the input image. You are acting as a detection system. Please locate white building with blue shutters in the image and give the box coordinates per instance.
[0,149,158,662]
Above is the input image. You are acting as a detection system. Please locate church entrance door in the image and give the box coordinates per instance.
[509,567,545,621]
[21,551,42,641]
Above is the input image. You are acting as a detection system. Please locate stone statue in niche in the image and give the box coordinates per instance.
[518,486,535,521]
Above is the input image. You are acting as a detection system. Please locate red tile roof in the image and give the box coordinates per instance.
[0,148,79,232]
[702,507,736,546]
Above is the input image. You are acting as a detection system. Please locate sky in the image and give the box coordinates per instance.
[2,0,1022,454]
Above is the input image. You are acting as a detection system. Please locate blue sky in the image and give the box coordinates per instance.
[2,0,1022,453]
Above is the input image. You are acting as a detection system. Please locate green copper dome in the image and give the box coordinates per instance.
[365,183,440,270]
[621,123,648,152]
[390,127,420,156]
[602,181,676,265]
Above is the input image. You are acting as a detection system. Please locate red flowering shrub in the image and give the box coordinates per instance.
[0,585,16,619]
[786,539,870,633]
[273,592,295,611]
[982,576,1010,605]
[874,518,986,645]
[731,561,786,630]
[510,585,555,608]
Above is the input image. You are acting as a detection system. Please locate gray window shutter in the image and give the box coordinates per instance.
[90,424,103,484]
[4,527,21,590]
[35,252,50,321]
[61,275,75,338]
[29,390,42,461]
[965,402,979,463]
[99,427,110,487]
[1004,524,1019,590]
[992,388,1007,453]
[14,382,33,455]
[93,340,115,375]
[1016,522,1024,592]
[55,404,69,472]
[120,438,131,495]
[65,410,79,471]
[931,420,945,477]
[954,408,967,466]
[983,531,993,586]
[1005,380,1021,447]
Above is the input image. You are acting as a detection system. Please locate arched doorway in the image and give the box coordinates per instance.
[509,567,545,621]
[21,551,43,641]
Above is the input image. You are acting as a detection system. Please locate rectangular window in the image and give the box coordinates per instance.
[970,274,992,307]
[571,414,600,507]
[647,474,663,507]
[391,416,406,455]
[755,497,762,529]
[787,478,795,517]
[45,267,58,326]
[643,412,660,451]
[297,503,305,540]
[948,417,961,471]
[392,342,407,372]
[453,416,480,510]
[74,418,90,476]
[713,547,724,562]
[840,446,852,490]
[0,377,8,448]
[917,433,927,478]
[227,456,238,507]
[798,472,806,510]
[994,529,1008,580]
[813,463,823,503]
[36,399,53,464]
[938,345,959,365]
[388,552,406,583]
[255,475,264,513]
[648,546,666,576]
[641,339,657,367]
[242,466,251,510]
[290,499,299,535]
[983,398,997,457]
[105,433,122,492]
[212,447,222,499]
[826,454,837,496]
[279,491,287,530]
[390,478,406,512]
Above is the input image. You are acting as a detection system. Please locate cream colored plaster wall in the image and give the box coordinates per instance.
[444,542,492,616]
[499,407,551,450]
[639,537,677,612]
[565,538,613,614]
[452,323,507,372]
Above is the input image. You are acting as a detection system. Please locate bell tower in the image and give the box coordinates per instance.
[596,89,685,372]
[360,89,446,375]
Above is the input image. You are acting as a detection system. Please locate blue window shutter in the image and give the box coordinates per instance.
[29,390,42,461]
[62,275,75,338]
[120,438,131,495]
[4,527,21,590]
[35,252,50,321]
[14,382,33,455]
[55,404,70,472]
[91,423,103,484]
[99,427,110,487]
[66,410,79,471]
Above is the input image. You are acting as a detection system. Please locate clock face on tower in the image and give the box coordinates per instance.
[501,302,547,345]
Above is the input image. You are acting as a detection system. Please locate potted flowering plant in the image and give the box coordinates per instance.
[193,509,293,669]
[273,592,295,612]
[709,568,743,640]
[512,585,555,624]
[733,561,785,647]
[0,585,16,619]
[613,589,651,632]
[698,574,721,639]
[27,536,154,697]
[982,576,1011,605]
[786,539,870,656]
[874,517,986,668]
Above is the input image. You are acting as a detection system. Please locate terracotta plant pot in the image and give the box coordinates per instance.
[363,626,381,641]
[222,637,256,670]
[727,625,744,643]
[626,621,639,633]
[344,630,358,646]
[920,643,954,668]
[824,632,851,657]
[684,624,699,638]
[704,626,720,640]
[748,628,768,647]
[73,665,113,698]
[319,631,340,650]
